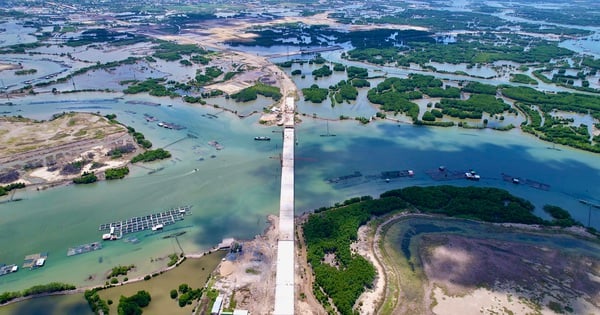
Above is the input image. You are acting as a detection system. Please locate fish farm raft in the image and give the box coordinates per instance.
[67,242,103,256]
[99,206,192,240]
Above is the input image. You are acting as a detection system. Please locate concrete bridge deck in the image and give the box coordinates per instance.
[273,97,296,315]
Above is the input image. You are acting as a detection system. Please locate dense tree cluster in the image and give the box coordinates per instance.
[346,66,368,79]
[421,86,461,98]
[105,167,130,180]
[84,289,110,315]
[462,81,497,95]
[543,205,580,227]
[366,75,447,120]
[129,129,152,149]
[304,196,406,314]
[152,41,207,61]
[231,83,281,102]
[331,80,358,104]
[436,94,509,119]
[505,87,600,152]
[123,78,179,97]
[1,282,76,304]
[73,172,98,184]
[510,73,538,85]
[312,65,333,78]
[118,290,151,315]
[381,186,543,224]
[195,66,223,85]
[175,283,203,307]
[502,86,600,119]
[0,182,26,196]
[351,78,370,88]
[131,149,171,163]
[302,84,329,103]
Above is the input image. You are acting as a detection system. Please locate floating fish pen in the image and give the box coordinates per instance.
[326,171,362,184]
[157,121,185,130]
[126,101,160,107]
[426,168,469,181]
[501,173,550,190]
[23,253,48,270]
[380,170,414,179]
[0,264,18,276]
[98,206,192,239]
[67,242,103,256]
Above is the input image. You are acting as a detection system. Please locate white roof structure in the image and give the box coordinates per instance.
[211,295,223,314]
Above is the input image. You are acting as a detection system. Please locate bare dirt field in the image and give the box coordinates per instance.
[0,113,139,186]
[0,63,21,71]
[211,215,279,315]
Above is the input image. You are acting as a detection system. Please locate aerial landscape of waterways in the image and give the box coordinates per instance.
[1,91,599,293]
[1,0,600,313]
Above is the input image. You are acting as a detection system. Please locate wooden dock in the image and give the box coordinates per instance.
[98,206,192,237]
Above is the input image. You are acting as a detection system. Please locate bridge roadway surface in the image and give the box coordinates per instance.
[273,97,295,315]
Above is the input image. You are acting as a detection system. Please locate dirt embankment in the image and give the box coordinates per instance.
[211,215,278,315]
[0,113,140,187]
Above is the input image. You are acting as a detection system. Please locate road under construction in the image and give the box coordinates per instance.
[273,97,295,315]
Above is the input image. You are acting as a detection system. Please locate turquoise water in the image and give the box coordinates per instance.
[0,93,283,292]
[1,91,599,293]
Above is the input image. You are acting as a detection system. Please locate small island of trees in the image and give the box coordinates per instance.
[105,167,130,180]
[131,148,171,163]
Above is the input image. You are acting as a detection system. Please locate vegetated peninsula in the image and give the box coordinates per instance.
[0,113,144,187]
[301,186,600,315]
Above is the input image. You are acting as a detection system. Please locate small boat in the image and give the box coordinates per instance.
[465,170,480,181]
[512,178,520,184]
[408,170,414,177]
[439,166,446,171]
[254,136,271,141]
